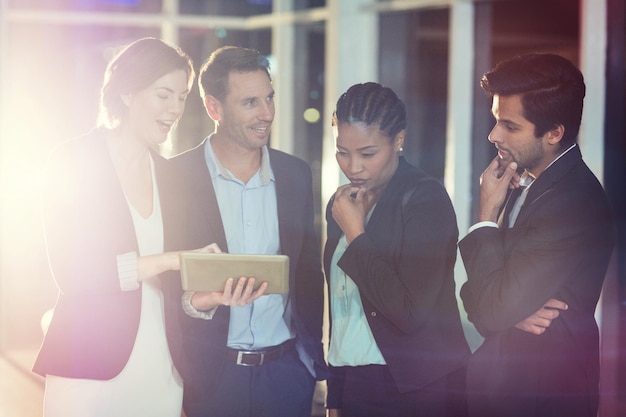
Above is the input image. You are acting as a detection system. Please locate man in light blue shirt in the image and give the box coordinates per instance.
[162,46,326,417]
[188,137,292,350]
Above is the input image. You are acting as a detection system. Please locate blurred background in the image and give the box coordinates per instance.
[0,0,624,415]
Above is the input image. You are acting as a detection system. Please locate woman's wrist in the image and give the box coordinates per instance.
[344,229,365,244]
[168,251,181,271]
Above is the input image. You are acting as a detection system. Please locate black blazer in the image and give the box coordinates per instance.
[33,128,177,379]
[323,157,470,405]
[459,145,615,417]
[160,139,327,405]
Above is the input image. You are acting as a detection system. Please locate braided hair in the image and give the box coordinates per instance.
[333,82,406,140]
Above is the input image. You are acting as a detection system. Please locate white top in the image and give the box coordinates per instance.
[43,156,183,417]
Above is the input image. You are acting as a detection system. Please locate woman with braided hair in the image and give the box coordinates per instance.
[324,82,470,417]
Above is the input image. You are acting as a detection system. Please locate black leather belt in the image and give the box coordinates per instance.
[226,339,296,367]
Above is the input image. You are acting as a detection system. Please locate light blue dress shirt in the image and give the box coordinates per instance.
[204,135,294,350]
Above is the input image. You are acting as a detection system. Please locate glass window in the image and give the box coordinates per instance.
[7,0,162,12]
[380,8,449,182]
[179,0,271,16]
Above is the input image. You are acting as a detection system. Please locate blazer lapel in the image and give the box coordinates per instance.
[186,143,229,251]
[515,145,582,226]
[273,156,295,259]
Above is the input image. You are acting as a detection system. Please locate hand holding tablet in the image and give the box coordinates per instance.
[179,252,290,295]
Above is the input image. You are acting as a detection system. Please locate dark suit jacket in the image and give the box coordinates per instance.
[323,157,470,406]
[459,145,615,417]
[33,128,178,379]
[160,139,326,408]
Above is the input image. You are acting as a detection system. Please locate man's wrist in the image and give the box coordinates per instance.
[478,205,499,223]
[182,291,216,320]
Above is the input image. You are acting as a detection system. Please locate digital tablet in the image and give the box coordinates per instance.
[179,252,290,294]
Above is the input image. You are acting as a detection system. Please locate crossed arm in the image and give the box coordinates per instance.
[515,298,568,335]
[464,157,570,336]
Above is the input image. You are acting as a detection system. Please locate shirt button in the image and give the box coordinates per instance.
[370,311,377,317]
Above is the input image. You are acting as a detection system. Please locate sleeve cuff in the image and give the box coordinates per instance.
[182,291,217,320]
[467,221,499,235]
[117,251,139,291]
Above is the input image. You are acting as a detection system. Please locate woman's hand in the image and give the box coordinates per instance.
[193,242,223,254]
[331,184,374,243]
[137,243,222,282]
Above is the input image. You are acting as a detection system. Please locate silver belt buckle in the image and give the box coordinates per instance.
[236,350,265,366]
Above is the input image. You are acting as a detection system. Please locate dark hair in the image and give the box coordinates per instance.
[198,46,271,102]
[332,82,406,139]
[98,37,195,129]
[481,53,585,147]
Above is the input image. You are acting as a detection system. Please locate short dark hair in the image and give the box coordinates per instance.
[332,82,406,139]
[481,53,586,147]
[98,37,195,129]
[198,46,271,102]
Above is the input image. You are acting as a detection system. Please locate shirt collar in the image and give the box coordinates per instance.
[519,171,535,188]
[203,134,274,185]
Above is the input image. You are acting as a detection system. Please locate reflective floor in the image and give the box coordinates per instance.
[0,353,325,417]
[0,354,44,417]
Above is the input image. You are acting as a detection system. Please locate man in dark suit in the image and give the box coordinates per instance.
[459,53,615,417]
[161,46,326,417]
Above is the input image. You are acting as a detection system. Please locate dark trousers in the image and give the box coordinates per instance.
[336,364,467,417]
[184,349,315,417]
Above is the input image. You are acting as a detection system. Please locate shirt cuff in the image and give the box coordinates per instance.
[467,221,499,235]
[117,251,139,291]
[182,291,217,320]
